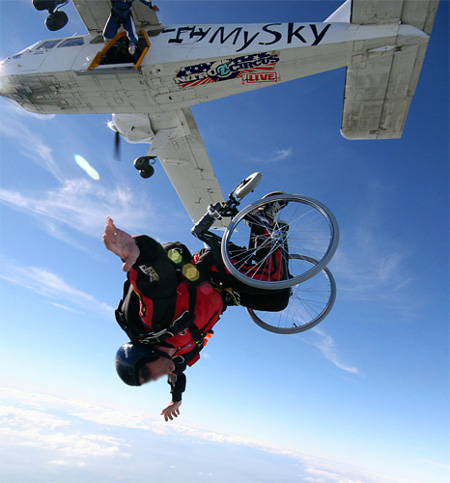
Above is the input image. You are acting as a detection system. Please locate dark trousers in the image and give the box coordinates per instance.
[103,11,139,44]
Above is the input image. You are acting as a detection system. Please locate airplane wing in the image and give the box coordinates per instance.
[340,0,439,139]
[72,0,161,38]
[147,108,226,226]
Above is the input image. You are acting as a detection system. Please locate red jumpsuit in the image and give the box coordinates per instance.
[116,235,289,400]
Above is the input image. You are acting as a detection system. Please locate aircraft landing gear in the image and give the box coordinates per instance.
[33,1,69,31]
[134,156,156,179]
[45,10,68,31]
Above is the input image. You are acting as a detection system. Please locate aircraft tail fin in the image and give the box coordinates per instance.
[325,0,351,23]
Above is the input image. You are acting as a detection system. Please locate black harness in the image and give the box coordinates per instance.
[115,276,213,367]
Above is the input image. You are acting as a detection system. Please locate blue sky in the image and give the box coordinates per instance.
[0,1,449,482]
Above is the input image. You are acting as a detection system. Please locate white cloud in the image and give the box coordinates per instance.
[0,386,428,483]
[270,148,293,162]
[304,466,346,482]
[417,459,450,471]
[0,102,173,246]
[250,147,293,164]
[50,302,85,315]
[48,460,86,467]
[331,242,412,299]
[0,177,163,241]
[328,217,422,324]
[0,405,71,431]
[0,103,64,182]
[0,257,114,318]
[0,405,128,462]
[304,327,362,376]
[302,460,416,483]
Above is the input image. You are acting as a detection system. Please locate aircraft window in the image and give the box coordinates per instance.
[36,39,63,50]
[58,38,84,48]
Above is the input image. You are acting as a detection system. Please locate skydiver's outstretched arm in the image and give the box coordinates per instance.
[103,217,140,272]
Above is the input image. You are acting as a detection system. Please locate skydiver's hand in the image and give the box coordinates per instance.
[103,217,140,272]
[152,4,159,12]
[161,401,181,422]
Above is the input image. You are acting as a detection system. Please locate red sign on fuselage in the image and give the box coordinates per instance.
[244,72,278,83]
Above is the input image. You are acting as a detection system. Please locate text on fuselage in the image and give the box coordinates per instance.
[162,23,331,53]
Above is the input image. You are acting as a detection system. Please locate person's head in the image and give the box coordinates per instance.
[115,343,175,386]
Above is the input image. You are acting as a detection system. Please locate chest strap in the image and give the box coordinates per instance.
[117,278,211,362]
[135,310,195,345]
[186,283,213,346]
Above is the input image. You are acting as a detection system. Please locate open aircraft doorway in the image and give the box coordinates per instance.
[88,30,150,71]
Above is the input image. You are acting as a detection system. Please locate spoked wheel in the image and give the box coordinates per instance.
[247,255,336,334]
[221,193,339,289]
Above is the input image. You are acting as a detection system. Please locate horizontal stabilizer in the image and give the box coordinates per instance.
[341,0,439,139]
[351,0,439,35]
[342,40,427,139]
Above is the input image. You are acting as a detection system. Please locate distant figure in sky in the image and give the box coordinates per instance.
[103,0,159,55]
[103,205,290,421]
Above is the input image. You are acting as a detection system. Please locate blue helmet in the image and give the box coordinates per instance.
[115,343,170,386]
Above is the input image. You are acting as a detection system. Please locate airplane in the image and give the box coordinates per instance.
[0,0,440,225]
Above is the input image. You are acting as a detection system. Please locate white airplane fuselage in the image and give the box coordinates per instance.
[0,22,428,118]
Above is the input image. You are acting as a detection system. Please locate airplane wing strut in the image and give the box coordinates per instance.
[147,108,226,225]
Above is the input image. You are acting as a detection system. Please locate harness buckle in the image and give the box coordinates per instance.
[138,329,174,345]
[172,355,185,364]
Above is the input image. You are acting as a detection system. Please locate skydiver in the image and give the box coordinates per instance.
[103,0,159,55]
[103,200,290,422]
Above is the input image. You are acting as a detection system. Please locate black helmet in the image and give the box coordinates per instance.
[115,343,171,386]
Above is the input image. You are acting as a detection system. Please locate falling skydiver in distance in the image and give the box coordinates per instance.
[103,0,159,55]
[103,197,290,421]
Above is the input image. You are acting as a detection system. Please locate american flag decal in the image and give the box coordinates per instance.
[174,51,280,88]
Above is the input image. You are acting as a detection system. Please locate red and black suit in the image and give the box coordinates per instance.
[115,231,290,401]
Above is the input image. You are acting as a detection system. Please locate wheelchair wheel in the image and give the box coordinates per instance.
[221,193,339,289]
[247,255,336,334]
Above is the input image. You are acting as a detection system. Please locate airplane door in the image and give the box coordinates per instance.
[16,50,46,72]
[16,39,65,72]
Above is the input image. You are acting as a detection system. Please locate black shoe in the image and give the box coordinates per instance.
[247,192,288,227]
[259,191,288,222]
